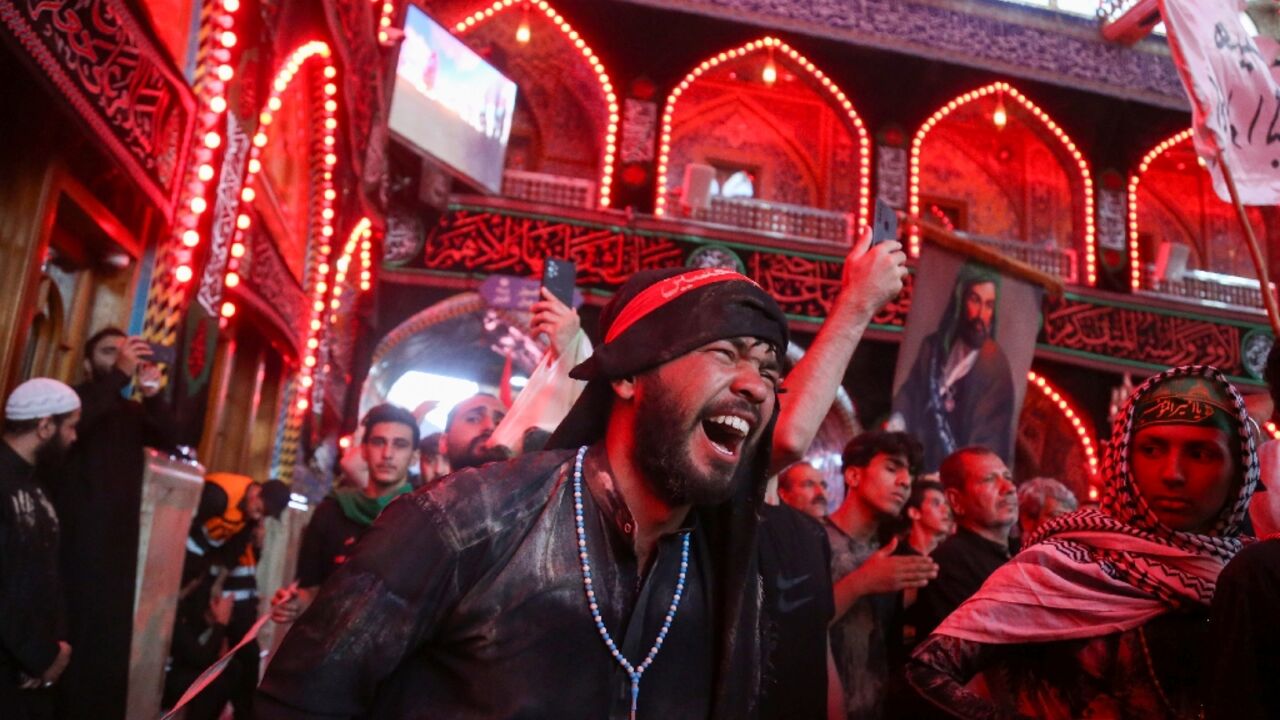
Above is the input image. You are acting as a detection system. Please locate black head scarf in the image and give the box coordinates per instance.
[548,266,788,719]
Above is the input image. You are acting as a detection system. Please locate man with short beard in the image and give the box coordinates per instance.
[441,393,507,470]
[1,378,80,719]
[892,264,1014,472]
[54,328,178,720]
[258,267,788,718]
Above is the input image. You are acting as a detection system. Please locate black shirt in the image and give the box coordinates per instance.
[0,441,64,693]
[295,497,366,590]
[1207,538,1280,720]
[257,448,716,719]
[757,504,833,720]
[55,368,177,720]
[907,527,1011,637]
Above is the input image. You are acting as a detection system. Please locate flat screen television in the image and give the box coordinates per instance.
[388,5,518,194]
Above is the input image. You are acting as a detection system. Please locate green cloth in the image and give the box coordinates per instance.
[332,483,413,527]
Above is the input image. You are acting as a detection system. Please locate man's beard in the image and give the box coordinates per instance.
[630,379,756,507]
[35,436,70,470]
[958,317,988,348]
[448,432,508,471]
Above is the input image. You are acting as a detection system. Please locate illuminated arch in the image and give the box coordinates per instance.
[220,40,339,416]
[328,217,374,327]
[909,82,1096,285]
[1027,370,1099,476]
[1127,128,1194,291]
[455,0,620,208]
[655,36,872,225]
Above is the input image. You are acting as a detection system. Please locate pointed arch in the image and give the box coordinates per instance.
[655,36,871,225]
[220,40,340,417]
[455,0,619,208]
[909,81,1096,285]
[1127,128,1193,291]
[1026,370,1099,476]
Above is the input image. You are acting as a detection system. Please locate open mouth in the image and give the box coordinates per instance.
[701,414,752,458]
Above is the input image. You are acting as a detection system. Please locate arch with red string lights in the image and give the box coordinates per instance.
[454,0,620,208]
[1128,129,1194,291]
[218,40,340,418]
[908,81,1097,286]
[654,36,871,226]
[1026,370,1100,501]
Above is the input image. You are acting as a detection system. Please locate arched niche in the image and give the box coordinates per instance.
[656,37,870,223]
[1015,372,1098,501]
[910,83,1095,284]
[454,0,618,206]
[1129,131,1279,292]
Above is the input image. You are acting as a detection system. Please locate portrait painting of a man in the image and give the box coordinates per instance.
[892,254,1038,472]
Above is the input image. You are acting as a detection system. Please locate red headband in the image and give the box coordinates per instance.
[603,268,760,343]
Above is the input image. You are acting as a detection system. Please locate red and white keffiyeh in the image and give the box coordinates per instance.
[936,365,1258,644]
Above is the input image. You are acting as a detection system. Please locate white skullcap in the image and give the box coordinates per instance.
[5,378,81,421]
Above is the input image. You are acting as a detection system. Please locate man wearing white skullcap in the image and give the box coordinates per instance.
[2,378,81,717]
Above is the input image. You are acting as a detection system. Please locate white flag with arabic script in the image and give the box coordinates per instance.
[1160,0,1280,204]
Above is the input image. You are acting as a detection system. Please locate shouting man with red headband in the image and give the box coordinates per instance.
[259,267,795,718]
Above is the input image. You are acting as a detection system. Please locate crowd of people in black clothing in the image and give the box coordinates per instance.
[5,226,1280,720]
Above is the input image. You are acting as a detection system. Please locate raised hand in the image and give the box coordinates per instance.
[839,225,909,319]
[530,287,581,358]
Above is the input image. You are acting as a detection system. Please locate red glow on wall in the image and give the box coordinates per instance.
[1127,128,1194,291]
[1028,370,1099,476]
[654,36,872,226]
[908,82,1096,286]
[456,0,619,209]
[218,41,339,418]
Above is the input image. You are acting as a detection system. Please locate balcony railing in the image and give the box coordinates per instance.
[1148,267,1272,311]
[682,195,853,246]
[501,169,595,209]
[956,232,1078,284]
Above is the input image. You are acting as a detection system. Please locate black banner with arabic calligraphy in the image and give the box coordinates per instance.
[417,201,1271,385]
[0,0,196,217]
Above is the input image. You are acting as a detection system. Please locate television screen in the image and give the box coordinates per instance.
[389,6,517,194]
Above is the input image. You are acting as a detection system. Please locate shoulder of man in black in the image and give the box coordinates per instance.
[404,448,578,550]
[756,503,833,720]
[1206,538,1280,720]
[257,448,578,716]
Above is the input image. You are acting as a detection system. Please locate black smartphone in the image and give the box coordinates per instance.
[146,341,177,365]
[870,197,898,247]
[540,258,577,307]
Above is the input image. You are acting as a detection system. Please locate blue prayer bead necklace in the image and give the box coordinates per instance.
[572,445,690,720]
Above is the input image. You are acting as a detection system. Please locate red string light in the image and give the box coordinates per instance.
[166,0,242,286]
[908,82,1096,286]
[375,0,397,44]
[218,41,339,419]
[1027,370,1099,476]
[654,36,872,227]
[456,0,619,208]
[329,218,374,326]
[1127,128,1194,291]
[1265,420,1280,441]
